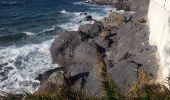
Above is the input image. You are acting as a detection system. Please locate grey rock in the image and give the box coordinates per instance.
[78,21,103,37]
[50,31,86,65]
[37,0,158,95]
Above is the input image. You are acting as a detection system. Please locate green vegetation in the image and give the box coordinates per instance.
[2,56,170,100]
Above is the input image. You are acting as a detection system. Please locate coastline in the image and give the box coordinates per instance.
[37,0,158,95]
[0,0,158,98]
[0,1,114,95]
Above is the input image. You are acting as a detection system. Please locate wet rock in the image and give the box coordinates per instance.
[85,15,93,21]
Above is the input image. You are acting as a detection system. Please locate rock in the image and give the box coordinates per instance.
[48,71,64,87]
[114,1,131,11]
[90,0,131,11]
[35,67,63,84]
[50,31,86,65]
[90,0,118,5]
[137,16,147,25]
[80,12,87,16]
[85,15,93,21]
[51,35,103,66]
[40,0,157,95]
[100,31,111,39]
[35,71,64,95]
[103,12,126,28]
[78,21,103,37]
[94,36,113,50]
[74,40,101,63]
[34,81,57,95]
[0,94,23,100]
[50,36,105,94]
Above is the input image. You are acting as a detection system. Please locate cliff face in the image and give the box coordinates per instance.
[35,0,158,95]
[1,0,166,98]
[148,0,170,85]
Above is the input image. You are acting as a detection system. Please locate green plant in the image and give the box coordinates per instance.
[96,57,123,100]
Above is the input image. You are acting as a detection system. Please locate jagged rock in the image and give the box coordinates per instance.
[85,15,93,21]
[100,31,111,39]
[78,21,103,37]
[114,1,131,11]
[37,0,157,95]
[48,71,64,86]
[34,81,57,95]
[90,0,118,5]
[35,67,63,84]
[103,12,126,28]
[50,36,104,94]
[50,31,86,65]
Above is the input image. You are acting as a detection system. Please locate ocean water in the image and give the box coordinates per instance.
[0,0,114,94]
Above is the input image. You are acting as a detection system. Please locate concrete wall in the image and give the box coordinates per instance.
[148,0,170,84]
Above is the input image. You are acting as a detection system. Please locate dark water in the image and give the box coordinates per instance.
[0,0,90,46]
[0,0,113,93]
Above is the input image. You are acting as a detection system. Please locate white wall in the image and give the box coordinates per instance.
[148,0,170,84]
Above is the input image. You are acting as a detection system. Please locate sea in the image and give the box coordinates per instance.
[0,0,115,94]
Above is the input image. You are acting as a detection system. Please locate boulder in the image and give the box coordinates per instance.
[35,67,63,84]
[78,21,103,37]
[50,31,86,65]
[85,15,93,21]
[50,35,105,94]
[35,71,64,95]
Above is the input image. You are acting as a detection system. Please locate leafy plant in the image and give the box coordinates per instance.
[95,56,123,100]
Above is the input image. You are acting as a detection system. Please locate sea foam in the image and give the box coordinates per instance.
[58,2,115,31]
[0,39,59,94]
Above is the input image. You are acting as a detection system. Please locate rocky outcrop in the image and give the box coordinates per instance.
[36,0,157,95]
[89,0,131,11]
[89,0,118,5]
[90,0,150,12]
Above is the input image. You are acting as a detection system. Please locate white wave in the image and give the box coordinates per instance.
[0,1,18,5]
[73,1,86,5]
[0,39,59,93]
[60,10,70,14]
[42,25,56,33]
[58,23,80,31]
[58,3,116,31]
[9,2,18,4]
[73,1,96,6]
[23,32,35,36]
